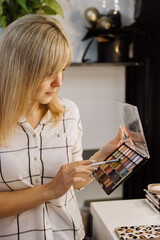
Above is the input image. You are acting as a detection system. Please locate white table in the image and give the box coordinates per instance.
[90,199,160,240]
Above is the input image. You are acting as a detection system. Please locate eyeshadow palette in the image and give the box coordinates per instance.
[93,101,150,195]
[93,143,148,195]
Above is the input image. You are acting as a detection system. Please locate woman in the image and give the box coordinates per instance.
[0,14,125,240]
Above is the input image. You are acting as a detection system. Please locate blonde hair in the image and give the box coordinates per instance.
[0,14,72,145]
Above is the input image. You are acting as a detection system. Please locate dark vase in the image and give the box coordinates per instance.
[97,38,131,62]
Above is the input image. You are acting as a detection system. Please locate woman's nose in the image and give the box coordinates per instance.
[51,72,63,87]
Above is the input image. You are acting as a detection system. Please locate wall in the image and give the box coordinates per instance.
[60,65,125,208]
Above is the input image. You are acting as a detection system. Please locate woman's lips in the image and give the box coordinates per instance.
[45,91,55,96]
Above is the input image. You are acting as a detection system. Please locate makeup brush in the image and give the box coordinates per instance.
[90,159,120,166]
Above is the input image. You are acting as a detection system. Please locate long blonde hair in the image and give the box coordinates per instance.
[0,14,72,145]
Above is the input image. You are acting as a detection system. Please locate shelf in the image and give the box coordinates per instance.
[71,61,144,67]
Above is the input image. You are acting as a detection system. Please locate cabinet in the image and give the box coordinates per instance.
[91,199,160,240]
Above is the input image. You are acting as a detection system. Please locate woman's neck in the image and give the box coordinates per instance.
[25,103,46,129]
[25,102,41,117]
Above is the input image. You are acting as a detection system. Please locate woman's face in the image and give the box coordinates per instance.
[32,71,64,104]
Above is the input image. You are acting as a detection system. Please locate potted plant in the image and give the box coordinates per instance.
[0,0,64,29]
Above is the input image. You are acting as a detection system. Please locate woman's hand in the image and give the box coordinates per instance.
[92,126,132,162]
[0,160,96,218]
[45,160,96,199]
[123,125,145,144]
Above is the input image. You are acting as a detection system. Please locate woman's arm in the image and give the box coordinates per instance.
[0,185,48,217]
[73,126,129,190]
[0,160,94,218]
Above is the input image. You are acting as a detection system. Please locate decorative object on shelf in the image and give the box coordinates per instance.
[82,0,145,63]
[0,0,64,29]
[84,7,100,27]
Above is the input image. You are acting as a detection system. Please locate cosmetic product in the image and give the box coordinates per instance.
[115,225,160,240]
[93,101,150,195]
[89,159,120,167]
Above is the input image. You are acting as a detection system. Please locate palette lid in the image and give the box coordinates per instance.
[116,100,150,158]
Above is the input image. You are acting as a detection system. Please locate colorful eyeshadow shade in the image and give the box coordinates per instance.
[93,143,149,195]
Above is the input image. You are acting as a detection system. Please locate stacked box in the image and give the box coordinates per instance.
[145,189,160,213]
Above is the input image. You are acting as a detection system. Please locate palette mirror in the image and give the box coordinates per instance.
[93,101,150,195]
[116,100,150,159]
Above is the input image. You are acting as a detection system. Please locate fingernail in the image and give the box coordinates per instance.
[89,159,96,163]
[91,167,98,170]
[87,174,95,179]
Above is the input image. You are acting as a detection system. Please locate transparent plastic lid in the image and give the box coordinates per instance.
[116,100,150,158]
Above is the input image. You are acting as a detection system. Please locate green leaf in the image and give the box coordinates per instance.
[0,0,5,15]
[0,0,5,4]
[0,0,65,28]
[0,15,6,29]
[28,0,42,9]
[16,0,28,12]
[43,0,64,17]
[40,6,57,15]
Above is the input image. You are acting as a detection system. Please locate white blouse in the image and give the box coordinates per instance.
[0,98,85,240]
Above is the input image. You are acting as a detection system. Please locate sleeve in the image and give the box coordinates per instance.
[71,116,83,162]
[62,97,84,162]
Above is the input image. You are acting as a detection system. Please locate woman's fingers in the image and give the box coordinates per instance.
[72,177,86,183]
[58,161,95,180]
[69,165,93,176]
[46,161,97,199]
[115,125,124,141]
[73,159,95,166]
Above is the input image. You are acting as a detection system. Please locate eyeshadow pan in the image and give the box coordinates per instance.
[121,157,128,164]
[106,180,113,188]
[125,161,133,169]
[121,169,129,177]
[104,178,110,185]
[116,165,124,173]
[130,153,137,160]
[123,159,131,167]
[103,165,110,172]
[112,150,119,157]
[107,182,115,190]
[128,163,136,171]
[108,169,116,177]
[128,151,135,158]
[101,163,109,170]
[95,169,103,178]
[125,149,132,156]
[112,172,121,182]
[132,155,140,163]
[112,162,119,168]
[119,168,127,176]
[100,175,108,183]
[135,157,143,164]
[95,168,102,175]
[114,151,122,159]
[123,148,131,155]
[106,156,114,162]
[119,155,126,162]
[99,173,106,180]
[115,163,122,171]
[114,175,122,183]
[119,145,127,151]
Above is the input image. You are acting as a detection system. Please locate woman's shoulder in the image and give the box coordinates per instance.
[59,97,80,118]
[59,97,79,110]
